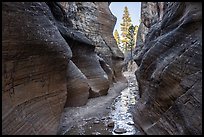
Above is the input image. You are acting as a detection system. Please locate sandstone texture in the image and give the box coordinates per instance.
[60,2,125,82]
[132,2,202,135]
[2,2,125,135]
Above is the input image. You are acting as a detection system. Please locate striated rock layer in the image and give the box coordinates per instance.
[60,2,126,82]
[2,2,70,134]
[132,2,202,135]
[2,2,125,135]
[65,61,90,107]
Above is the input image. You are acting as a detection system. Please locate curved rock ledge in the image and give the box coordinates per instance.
[2,2,125,135]
[132,2,202,135]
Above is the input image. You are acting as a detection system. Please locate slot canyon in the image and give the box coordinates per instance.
[2,2,202,135]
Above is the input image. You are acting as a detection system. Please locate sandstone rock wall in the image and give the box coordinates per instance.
[134,2,166,65]
[2,2,125,135]
[60,2,125,82]
[133,2,202,135]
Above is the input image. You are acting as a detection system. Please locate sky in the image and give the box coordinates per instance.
[109,2,141,35]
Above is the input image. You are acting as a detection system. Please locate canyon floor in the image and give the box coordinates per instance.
[58,71,144,135]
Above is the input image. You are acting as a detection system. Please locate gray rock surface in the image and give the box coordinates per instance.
[107,120,114,127]
[132,2,202,135]
[2,2,125,135]
[65,61,90,107]
[60,2,125,82]
[2,2,70,135]
[114,128,127,134]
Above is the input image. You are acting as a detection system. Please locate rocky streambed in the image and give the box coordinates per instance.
[59,71,144,135]
[110,72,141,135]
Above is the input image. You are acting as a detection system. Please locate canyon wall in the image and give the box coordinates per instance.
[133,2,202,135]
[2,2,124,135]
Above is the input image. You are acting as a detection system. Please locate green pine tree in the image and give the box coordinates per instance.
[120,6,132,52]
[114,29,124,52]
[127,24,135,51]
[134,25,139,46]
[127,24,136,70]
[113,29,120,45]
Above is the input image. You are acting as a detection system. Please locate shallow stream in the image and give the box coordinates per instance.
[65,72,141,135]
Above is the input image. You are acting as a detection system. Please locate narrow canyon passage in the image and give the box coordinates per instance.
[2,2,202,135]
[59,70,142,135]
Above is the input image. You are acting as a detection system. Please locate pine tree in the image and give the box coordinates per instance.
[126,24,136,71]
[134,25,139,46]
[114,29,124,52]
[120,6,132,52]
[113,29,120,45]
[127,24,135,52]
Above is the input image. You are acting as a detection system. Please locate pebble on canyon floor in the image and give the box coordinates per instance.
[107,120,114,127]
[93,118,100,124]
[101,117,106,120]
[106,106,111,109]
[114,128,127,134]
[127,121,134,125]
[91,131,101,135]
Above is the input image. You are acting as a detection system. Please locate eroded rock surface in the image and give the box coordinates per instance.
[65,61,90,107]
[2,2,125,135]
[60,2,125,82]
[2,2,70,135]
[133,2,202,135]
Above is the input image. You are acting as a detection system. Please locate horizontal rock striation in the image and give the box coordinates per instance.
[66,36,110,98]
[2,2,125,135]
[134,2,166,66]
[60,2,126,82]
[65,60,90,107]
[132,2,202,135]
[2,2,70,135]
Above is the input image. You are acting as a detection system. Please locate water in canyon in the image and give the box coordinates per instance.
[64,70,141,135]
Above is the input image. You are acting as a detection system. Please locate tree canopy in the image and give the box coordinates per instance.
[113,6,139,54]
[114,29,120,45]
[120,6,132,52]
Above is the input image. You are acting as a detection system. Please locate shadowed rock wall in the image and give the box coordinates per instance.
[132,2,202,135]
[2,2,125,135]
[60,2,126,82]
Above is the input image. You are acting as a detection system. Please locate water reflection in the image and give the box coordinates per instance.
[64,72,140,135]
[110,72,139,135]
